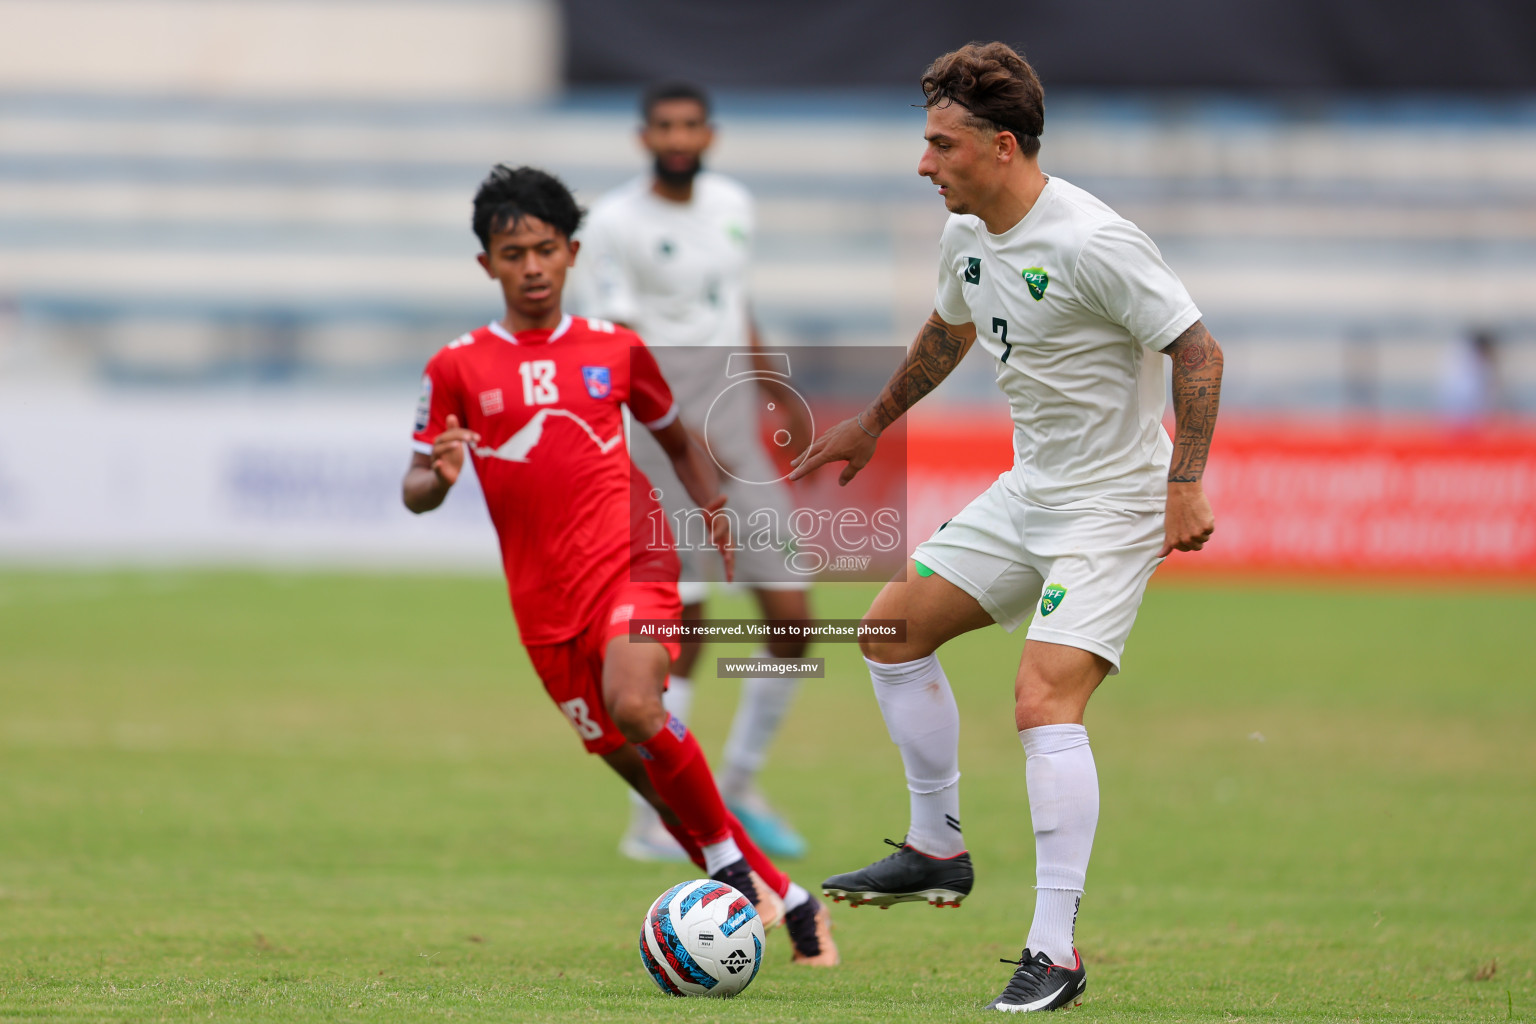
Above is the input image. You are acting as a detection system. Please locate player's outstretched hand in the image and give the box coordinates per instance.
[702,495,736,583]
[1161,480,1215,557]
[788,415,879,487]
[432,414,480,486]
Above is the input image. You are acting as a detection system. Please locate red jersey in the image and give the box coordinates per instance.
[413,315,681,645]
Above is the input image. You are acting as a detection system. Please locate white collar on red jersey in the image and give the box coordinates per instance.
[488,314,573,345]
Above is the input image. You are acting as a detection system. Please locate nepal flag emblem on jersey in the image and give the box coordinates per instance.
[582,365,612,399]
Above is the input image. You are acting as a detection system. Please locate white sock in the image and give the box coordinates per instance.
[1030,889,1083,966]
[701,835,744,876]
[782,880,811,913]
[866,655,965,858]
[1020,723,1098,965]
[720,652,799,799]
[663,675,693,722]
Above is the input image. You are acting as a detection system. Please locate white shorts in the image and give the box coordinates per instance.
[911,472,1165,674]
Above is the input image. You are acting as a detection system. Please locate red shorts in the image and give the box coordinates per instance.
[524,580,683,755]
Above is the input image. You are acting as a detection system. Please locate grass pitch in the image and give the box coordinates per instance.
[0,570,1532,1022]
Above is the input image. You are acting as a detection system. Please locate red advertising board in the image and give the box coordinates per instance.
[900,413,1536,578]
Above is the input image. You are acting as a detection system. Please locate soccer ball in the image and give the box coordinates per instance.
[639,878,765,997]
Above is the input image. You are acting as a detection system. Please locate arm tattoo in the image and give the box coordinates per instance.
[867,313,974,431]
[1166,320,1223,482]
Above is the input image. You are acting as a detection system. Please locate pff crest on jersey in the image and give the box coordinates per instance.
[582,365,612,399]
[1022,267,1050,301]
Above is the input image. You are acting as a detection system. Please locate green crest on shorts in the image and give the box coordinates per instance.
[1040,583,1067,616]
[1022,267,1049,300]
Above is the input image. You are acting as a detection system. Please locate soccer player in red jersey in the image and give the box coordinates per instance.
[402,165,836,966]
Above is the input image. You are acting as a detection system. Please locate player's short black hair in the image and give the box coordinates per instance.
[641,80,711,123]
[471,164,584,249]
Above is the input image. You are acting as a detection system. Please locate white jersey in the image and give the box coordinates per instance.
[934,175,1200,510]
[579,172,754,351]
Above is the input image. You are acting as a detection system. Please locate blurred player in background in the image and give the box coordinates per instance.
[404,164,836,965]
[792,44,1223,1010]
[579,82,815,862]
[1439,326,1504,425]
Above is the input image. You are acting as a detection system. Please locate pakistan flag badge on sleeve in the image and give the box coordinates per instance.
[1040,583,1067,616]
[1022,267,1049,300]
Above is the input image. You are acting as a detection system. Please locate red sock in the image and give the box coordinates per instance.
[659,818,706,870]
[725,810,789,897]
[637,715,731,847]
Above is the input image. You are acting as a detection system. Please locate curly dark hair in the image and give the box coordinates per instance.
[471,164,584,249]
[921,42,1044,158]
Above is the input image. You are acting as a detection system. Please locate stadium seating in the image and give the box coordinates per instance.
[1,90,1533,410]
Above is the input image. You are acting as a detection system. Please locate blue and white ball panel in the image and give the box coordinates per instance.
[639,878,765,998]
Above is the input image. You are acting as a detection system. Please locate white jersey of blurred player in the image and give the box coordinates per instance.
[576,84,813,863]
[583,172,795,540]
[585,171,752,352]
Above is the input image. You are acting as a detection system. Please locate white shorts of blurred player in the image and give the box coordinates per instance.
[911,471,1165,675]
[629,412,809,606]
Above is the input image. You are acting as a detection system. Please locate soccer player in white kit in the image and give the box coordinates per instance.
[792,44,1224,1012]
[579,82,816,862]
